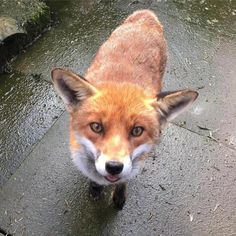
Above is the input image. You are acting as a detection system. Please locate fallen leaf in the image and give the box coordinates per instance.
[197,125,211,131]
[189,214,194,222]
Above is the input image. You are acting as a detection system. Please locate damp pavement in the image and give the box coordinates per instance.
[0,0,236,235]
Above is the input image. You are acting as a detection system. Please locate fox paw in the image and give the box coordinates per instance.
[113,193,126,210]
[89,181,104,201]
[113,184,126,210]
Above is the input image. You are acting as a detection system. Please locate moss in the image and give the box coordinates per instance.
[23,3,51,42]
[0,0,51,73]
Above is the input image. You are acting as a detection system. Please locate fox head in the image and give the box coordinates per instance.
[51,68,198,185]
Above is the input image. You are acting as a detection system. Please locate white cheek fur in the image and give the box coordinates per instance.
[71,149,109,185]
[121,156,132,177]
[95,154,107,176]
[71,150,89,177]
[70,133,108,185]
[75,134,98,158]
[131,144,152,160]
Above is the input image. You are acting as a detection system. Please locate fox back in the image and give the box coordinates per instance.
[51,10,198,186]
[86,10,167,95]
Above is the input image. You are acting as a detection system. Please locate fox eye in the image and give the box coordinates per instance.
[131,126,144,137]
[90,122,103,134]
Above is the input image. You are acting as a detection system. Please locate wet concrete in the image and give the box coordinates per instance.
[0,72,63,186]
[0,0,236,235]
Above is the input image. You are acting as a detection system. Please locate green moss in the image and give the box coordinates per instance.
[0,0,51,72]
[0,0,51,40]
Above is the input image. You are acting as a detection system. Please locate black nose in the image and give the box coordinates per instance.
[105,161,124,175]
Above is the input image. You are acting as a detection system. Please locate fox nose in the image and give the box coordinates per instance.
[105,161,124,175]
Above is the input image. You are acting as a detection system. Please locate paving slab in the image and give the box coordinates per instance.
[0,112,235,236]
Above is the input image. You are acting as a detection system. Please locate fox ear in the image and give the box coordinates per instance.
[51,68,98,111]
[156,90,198,122]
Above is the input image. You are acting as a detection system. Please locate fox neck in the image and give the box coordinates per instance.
[85,71,161,97]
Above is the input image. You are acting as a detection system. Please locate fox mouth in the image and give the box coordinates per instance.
[105,175,120,183]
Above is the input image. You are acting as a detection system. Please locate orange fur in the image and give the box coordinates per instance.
[70,82,160,160]
[86,10,167,96]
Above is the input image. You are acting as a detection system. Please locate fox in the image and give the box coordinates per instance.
[51,10,198,210]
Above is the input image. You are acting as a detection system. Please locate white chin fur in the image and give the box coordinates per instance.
[75,134,98,158]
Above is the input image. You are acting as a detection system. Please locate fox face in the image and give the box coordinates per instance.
[51,69,197,185]
[70,80,158,185]
[51,10,198,196]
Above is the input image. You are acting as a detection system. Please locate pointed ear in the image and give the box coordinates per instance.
[156,90,198,122]
[51,68,98,111]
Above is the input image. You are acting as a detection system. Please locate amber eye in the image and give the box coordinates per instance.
[90,122,103,134]
[130,126,144,137]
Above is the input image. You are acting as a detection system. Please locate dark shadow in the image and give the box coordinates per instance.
[61,179,118,236]
[0,33,27,73]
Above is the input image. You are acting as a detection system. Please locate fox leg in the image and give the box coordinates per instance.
[113,183,127,210]
[89,181,104,200]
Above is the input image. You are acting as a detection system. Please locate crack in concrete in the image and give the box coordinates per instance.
[171,122,236,152]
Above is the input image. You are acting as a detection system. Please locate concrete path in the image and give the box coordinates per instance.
[0,0,236,235]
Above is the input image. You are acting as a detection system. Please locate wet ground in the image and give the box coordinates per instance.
[0,0,236,235]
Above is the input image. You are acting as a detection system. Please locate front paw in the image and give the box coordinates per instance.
[89,181,104,201]
[113,193,126,210]
[113,184,126,210]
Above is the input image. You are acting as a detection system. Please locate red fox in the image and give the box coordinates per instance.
[51,10,198,209]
